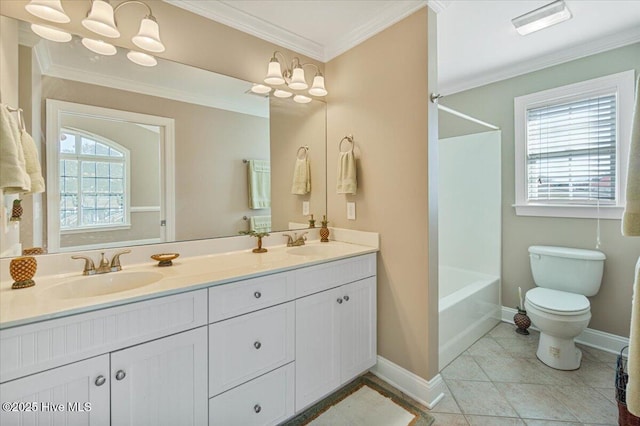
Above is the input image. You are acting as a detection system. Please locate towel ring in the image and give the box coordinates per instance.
[339,135,354,153]
[296,146,309,160]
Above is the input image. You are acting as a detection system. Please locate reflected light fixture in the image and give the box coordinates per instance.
[30,23,72,42]
[274,90,293,98]
[127,50,157,67]
[262,51,327,98]
[25,0,70,23]
[251,84,272,94]
[512,0,572,36]
[293,95,312,104]
[82,38,117,55]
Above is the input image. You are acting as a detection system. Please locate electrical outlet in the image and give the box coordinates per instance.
[302,201,310,216]
[347,202,356,220]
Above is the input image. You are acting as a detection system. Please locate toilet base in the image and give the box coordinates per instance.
[536,332,582,370]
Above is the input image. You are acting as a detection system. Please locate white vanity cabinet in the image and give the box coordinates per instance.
[295,276,377,411]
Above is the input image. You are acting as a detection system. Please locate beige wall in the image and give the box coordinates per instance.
[42,77,269,242]
[439,43,640,337]
[326,8,434,379]
[270,98,326,230]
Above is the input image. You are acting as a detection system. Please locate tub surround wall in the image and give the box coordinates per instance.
[326,8,435,380]
[439,43,640,337]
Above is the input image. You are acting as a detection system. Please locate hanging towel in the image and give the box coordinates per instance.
[247,159,271,209]
[249,215,271,234]
[0,104,30,194]
[628,257,640,416]
[337,150,357,194]
[291,157,311,195]
[20,129,45,194]
[623,75,640,236]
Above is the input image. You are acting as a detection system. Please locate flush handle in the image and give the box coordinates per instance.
[254,291,262,299]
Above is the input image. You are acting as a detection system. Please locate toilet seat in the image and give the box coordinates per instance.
[525,288,590,316]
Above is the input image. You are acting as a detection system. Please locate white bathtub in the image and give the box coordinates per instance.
[439,266,501,370]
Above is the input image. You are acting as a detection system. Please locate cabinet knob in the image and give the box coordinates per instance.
[343,295,350,302]
[254,291,262,299]
[115,370,126,381]
[95,375,106,386]
[337,298,343,304]
[254,404,262,413]
[254,341,262,349]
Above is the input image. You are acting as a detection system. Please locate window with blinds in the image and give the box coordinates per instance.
[514,70,634,219]
[526,93,616,204]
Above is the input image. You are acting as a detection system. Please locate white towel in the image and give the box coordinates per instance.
[249,215,271,234]
[628,257,640,416]
[247,159,271,209]
[0,104,30,194]
[623,75,640,236]
[337,150,357,194]
[20,129,45,194]
[291,157,311,195]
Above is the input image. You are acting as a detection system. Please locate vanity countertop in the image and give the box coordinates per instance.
[0,241,377,329]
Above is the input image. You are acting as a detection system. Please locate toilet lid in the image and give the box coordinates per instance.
[526,288,590,314]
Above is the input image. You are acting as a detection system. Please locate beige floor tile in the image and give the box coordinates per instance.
[573,359,616,389]
[466,414,526,425]
[429,412,470,426]
[489,322,520,338]
[523,421,582,426]
[522,358,585,386]
[473,354,576,386]
[594,387,617,405]
[427,386,463,414]
[494,383,577,421]
[447,379,518,417]
[578,345,620,364]
[549,385,618,425]
[442,355,491,382]
[493,336,539,359]
[466,336,509,358]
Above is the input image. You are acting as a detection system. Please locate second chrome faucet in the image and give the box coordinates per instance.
[284,232,308,247]
[72,250,131,275]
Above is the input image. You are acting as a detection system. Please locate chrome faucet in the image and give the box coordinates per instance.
[284,232,308,247]
[71,250,131,275]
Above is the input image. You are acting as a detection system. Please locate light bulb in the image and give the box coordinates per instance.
[132,16,165,53]
[25,0,70,23]
[288,67,308,90]
[82,0,120,38]
[308,74,328,96]
[264,58,285,85]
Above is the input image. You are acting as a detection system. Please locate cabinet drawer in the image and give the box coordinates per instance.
[209,363,294,426]
[0,289,207,383]
[209,272,294,323]
[209,302,294,397]
[295,253,376,298]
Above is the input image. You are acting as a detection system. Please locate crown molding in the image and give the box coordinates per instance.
[163,0,325,61]
[426,0,451,14]
[439,26,640,96]
[324,1,428,61]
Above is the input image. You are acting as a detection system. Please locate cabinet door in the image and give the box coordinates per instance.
[340,277,377,382]
[0,354,110,426]
[294,286,341,412]
[110,327,207,426]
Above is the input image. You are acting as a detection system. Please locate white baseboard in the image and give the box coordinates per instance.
[501,306,629,354]
[370,356,445,409]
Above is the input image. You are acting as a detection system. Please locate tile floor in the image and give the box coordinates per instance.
[370,322,621,426]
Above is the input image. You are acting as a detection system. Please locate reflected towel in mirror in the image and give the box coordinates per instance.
[0,104,30,194]
[291,157,311,195]
[247,159,271,209]
[249,215,271,233]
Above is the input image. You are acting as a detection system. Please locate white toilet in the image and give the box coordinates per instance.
[524,245,606,370]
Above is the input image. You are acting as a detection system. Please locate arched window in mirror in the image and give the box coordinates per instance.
[58,128,130,230]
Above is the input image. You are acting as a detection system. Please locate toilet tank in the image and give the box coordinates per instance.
[529,245,606,296]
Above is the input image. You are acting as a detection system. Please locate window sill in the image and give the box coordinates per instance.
[61,224,132,235]
[513,204,623,220]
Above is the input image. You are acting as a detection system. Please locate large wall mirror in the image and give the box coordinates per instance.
[0,18,327,257]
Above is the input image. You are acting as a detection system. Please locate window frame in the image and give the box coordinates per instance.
[58,127,131,234]
[514,70,635,219]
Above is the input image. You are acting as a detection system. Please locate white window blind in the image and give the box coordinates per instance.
[526,93,616,204]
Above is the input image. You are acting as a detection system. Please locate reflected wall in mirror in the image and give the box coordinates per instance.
[0,17,327,258]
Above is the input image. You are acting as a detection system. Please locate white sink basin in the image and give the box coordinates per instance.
[286,245,336,257]
[45,271,163,299]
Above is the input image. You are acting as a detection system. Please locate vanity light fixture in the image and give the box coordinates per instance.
[30,23,72,43]
[262,51,328,97]
[512,0,572,36]
[26,0,165,64]
[82,37,117,55]
[25,0,70,23]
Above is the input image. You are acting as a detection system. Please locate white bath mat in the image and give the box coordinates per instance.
[308,385,416,426]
